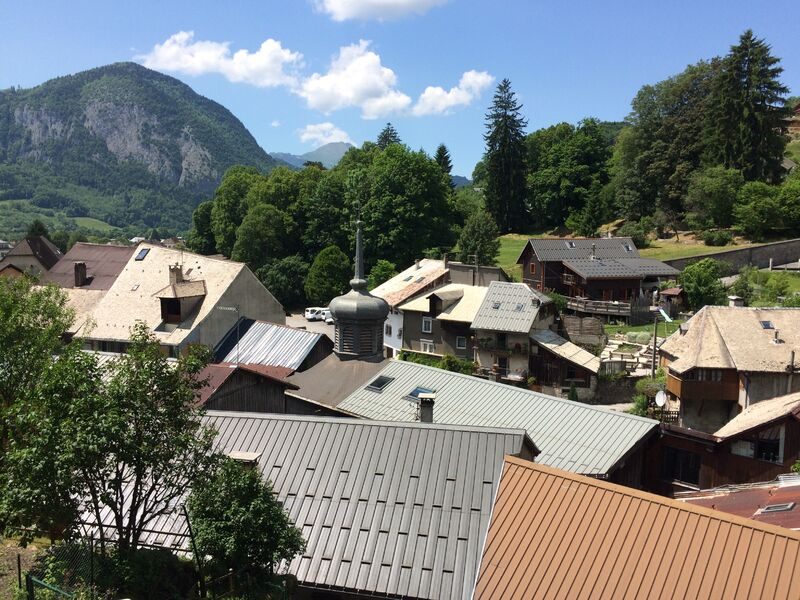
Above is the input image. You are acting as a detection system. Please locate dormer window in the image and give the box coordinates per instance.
[161,298,182,324]
[623,243,633,252]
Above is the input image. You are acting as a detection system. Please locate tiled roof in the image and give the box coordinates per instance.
[471,281,552,333]
[41,243,135,290]
[88,412,532,600]
[0,236,63,270]
[474,458,800,600]
[518,237,640,263]
[370,258,448,308]
[714,391,800,439]
[661,306,800,374]
[563,257,679,280]
[337,360,658,476]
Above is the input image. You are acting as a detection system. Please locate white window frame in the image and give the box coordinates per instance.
[421,339,435,354]
[422,316,433,334]
[456,336,467,350]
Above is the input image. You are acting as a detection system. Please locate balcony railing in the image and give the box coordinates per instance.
[476,339,528,355]
[562,273,577,286]
[666,374,739,402]
[566,297,632,316]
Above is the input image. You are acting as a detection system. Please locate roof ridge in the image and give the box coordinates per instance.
[503,456,800,541]
[386,360,658,424]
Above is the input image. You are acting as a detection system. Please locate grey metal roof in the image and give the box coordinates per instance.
[338,360,659,476]
[471,281,552,333]
[215,319,323,370]
[520,237,640,262]
[564,257,679,280]
[87,412,531,600]
[617,258,680,277]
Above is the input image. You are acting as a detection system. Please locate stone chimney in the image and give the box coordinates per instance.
[418,392,435,423]
[73,262,88,287]
[169,264,184,285]
[727,295,744,307]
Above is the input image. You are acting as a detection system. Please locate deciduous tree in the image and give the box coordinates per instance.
[681,258,727,309]
[456,210,500,266]
[305,245,352,306]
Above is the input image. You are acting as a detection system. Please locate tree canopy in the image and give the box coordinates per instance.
[305,245,352,306]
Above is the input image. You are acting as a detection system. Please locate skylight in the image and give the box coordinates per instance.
[760,320,775,329]
[761,502,795,513]
[565,241,576,249]
[416,277,425,283]
[514,303,524,311]
[492,301,501,310]
[407,386,434,399]
[134,248,150,261]
[623,243,633,252]
[403,275,413,282]
[366,375,394,392]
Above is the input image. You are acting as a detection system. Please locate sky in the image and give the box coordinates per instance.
[2,0,798,176]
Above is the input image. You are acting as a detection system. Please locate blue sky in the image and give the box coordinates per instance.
[2,1,797,176]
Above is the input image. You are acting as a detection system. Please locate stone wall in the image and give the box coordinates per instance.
[664,238,800,272]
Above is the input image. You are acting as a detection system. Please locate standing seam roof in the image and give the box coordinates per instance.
[337,360,658,476]
[519,237,640,263]
[475,458,800,600]
[471,281,552,333]
[217,319,324,370]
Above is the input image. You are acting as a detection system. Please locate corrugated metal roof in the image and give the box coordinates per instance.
[217,320,323,370]
[531,329,601,374]
[520,237,639,262]
[87,412,531,600]
[337,360,658,476]
[475,458,800,599]
[471,281,552,333]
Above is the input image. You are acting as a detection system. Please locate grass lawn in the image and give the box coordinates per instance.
[639,239,751,261]
[497,234,529,280]
[605,319,684,338]
[74,216,117,233]
[783,272,800,293]
[786,140,800,165]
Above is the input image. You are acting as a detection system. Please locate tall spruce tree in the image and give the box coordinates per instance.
[376,123,401,149]
[708,30,789,182]
[484,79,528,232]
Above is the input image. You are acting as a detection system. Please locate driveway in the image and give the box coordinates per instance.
[287,313,335,341]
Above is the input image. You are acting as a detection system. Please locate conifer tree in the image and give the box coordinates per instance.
[435,143,455,190]
[484,79,528,232]
[708,30,789,182]
[376,123,401,149]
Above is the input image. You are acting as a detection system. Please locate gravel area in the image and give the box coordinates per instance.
[286,313,334,341]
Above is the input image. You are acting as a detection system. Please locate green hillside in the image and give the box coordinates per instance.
[0,62,280,236]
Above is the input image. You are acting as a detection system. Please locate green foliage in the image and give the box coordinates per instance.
[188,458,305,574]
[451,185,485,223]
[686,166,744,228]
[398,351,475,375]
[256,256,309,309]
[376,123,401,149]
[231,203,295,272]
[305,245,351,306]
[567,383,578,401]
[629,394,649,416]
[456,210,500,265]
[681,258,727,309]
[635,368,666,398]
[546,291,567,313]
[434,143,453,178]
[617,219,652,248]
[764,272,791,302]
[367,259,397,290]
[186,200,216,255]
[734,181,781,240]
[701,230,733,246]
[484,79,528,232]
[211,166,261,256]
[26,218,50,238]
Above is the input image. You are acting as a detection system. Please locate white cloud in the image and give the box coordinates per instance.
[412,70,494,116]
[270,120,281,127]
[298,40,411,119]
[315,0,448,21]
[137,31,303,88]
[298,122,354,146]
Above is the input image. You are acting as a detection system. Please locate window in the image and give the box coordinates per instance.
[421,340,435,354]
[623,243,633,252]
[755,424,784,463]
[134,248,150,261]
[456,336,467,350]
[565,241,576,249]
[398,327,403,339]
[761,502,796,514]
[529,262,536,275]
[662,447,700,486]
[385,323,392,336]
[407,386,434,399]
[492,301,501,310]
[366,375,395,392]
[416,277,425,283]
[760,320,775,329]
[422,316,433,333]
[403,275,413,282]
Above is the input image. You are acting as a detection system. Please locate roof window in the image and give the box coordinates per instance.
[565,241,576,249]
[761,502,795,513]
[407,386,434,399]
[366,375,394,392]
[760,321,775,329]
[403,275,413,282]
[134,248,150,261]
[416,277,425,283]
[623,243,633,252]
[515,303,524,312]
[492,301,501,310]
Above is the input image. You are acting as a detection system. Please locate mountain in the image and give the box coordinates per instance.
[0,62,280,235]
[452,175,471,189]
[272,142,354,169]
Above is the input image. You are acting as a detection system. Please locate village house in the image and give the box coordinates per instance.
[85,411,537,600]
[0,235,62,276]
[659,306,800,432]
[515,237,678,322]
[61,242,284,356]
[649,391,800,495]
[398,283,487,360]
[474,457,800,600]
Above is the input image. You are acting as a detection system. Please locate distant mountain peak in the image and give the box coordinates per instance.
[271,141,355,169]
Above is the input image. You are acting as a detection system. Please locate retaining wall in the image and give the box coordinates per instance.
[664,238,800,271]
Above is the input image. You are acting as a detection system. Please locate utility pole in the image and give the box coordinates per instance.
[651,314,658,378]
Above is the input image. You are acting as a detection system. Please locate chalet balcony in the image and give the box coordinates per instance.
[566,297,632,317]
[477,338,529,355]
[666,373,739,403]
[562,273,577,286]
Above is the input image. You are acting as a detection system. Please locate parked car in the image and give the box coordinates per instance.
[322,309,334,324]
[304,307,324,321]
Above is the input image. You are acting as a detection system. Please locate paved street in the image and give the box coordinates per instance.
[286,312,334,341]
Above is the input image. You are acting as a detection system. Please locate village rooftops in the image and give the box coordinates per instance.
[714,390,800,439]
[41,242,136,290]
[85,412,535,600]
[337,359,658,476]
[661,306,800,374]
[474,457,800,600]
[562,257,679,280]
[516,236,640,263]
[471,281,552,333]
[370,258,448,308]
[399,283,488,323]
[0,235,62,272]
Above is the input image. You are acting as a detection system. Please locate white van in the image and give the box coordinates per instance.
[304,307,324,321]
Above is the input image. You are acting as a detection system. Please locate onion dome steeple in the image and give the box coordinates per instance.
[328,219,389,360]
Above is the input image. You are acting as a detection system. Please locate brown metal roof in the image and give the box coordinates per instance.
[475,457,800,600]
[196,363,298,405]
[41,243,135,290]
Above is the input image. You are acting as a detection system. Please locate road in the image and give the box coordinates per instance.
[286,313,335,341]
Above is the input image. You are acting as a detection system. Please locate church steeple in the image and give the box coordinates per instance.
[328,215,389,361]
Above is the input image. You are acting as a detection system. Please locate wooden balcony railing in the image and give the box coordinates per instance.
[566,297,632,316]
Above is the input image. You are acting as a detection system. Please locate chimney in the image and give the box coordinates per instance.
[727,295,744,307]
[590,243,596,260]
[169,264,184,285]
[418,392,435,423]
[443,252,448,269]
[415,258,421,270]
[73,262,88,287]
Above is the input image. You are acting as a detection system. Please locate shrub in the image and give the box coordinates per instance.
[635,332,652,345]
[628,394,649,416]
[701,230,733,246]
[625,332,639,343]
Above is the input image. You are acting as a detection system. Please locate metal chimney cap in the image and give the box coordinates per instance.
[418,392,436,401]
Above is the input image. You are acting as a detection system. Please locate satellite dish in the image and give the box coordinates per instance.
[655,391,667,407]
